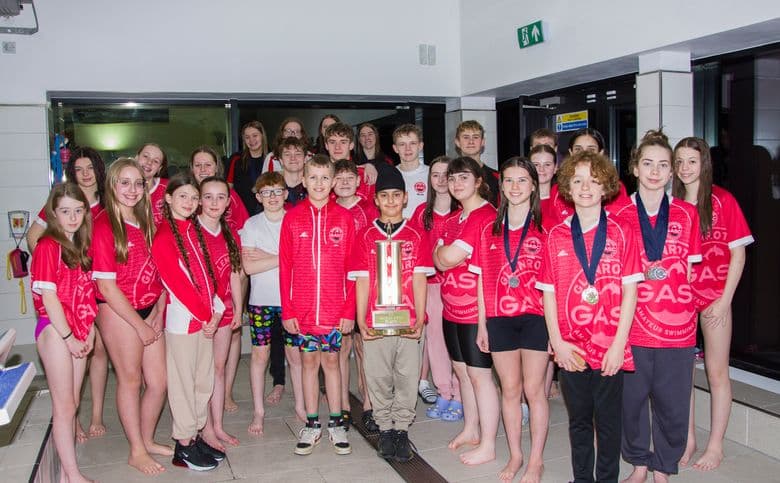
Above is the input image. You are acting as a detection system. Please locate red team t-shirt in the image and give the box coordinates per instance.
[199,219,241,328]
[690,185,754,310]
[31,237,98,341]
[409,204,457,285]
[342,198,379,233]
[469,216,545,318]
[613,195,702,348]
[536,214,643,370]
[91,213,163,309]
[226,189,250,233]
[438,202,497,324]
[347,220,435,329]
[149,178,168,227]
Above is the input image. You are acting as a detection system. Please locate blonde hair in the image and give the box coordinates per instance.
[103,158,155,263]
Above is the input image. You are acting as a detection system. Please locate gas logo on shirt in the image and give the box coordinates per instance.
[442,271,478,290]
[415,182,426,194]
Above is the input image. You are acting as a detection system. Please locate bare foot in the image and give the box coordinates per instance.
[62,471,95,483]
[224,397,239,413]
[248,414,265,436]
[499,454,523,482]
[548,382,560,399]
[215,429,240,446]
[88,423,106,438]
[459,444,496,466]
[145,441,174,456]
[265,384,284,405]
[75,421,88,444]
[519,462,544,483]
[620,466,648,483]
[693,447,723,471]
[679,435,696,467]
[295,406,307,423]
[128,451,165,475]
[448,430,479,450]
[652,471,669,483]
[200,430,227,453]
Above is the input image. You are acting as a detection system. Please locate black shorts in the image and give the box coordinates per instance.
[487,314,549,352]
[443,319,492,369]
[96,298,155,319]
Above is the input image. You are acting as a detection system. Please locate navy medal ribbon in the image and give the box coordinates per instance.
[503,209,532,278]
[571,209,608,287]
[635,193,669,262]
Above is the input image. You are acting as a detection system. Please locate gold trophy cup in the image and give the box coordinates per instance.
[371,227,412,336]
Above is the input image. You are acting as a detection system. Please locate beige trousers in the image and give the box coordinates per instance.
[364,335,420,431]
[166,330,214,441]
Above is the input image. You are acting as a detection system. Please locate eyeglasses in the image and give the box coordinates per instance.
[259,188,285,198]
[117,178,146,190]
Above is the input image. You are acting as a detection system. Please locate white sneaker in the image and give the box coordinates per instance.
[418,379,438,404]
[521,402,529,426]
[294,426,321,455]
[327,424,352,455]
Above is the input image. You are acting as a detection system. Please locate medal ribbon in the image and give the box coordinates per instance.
[635,193,669,262]
[503,210,532,274]
[571,209,607,286]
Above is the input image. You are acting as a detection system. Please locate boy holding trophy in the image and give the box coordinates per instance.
[349,169,434,462]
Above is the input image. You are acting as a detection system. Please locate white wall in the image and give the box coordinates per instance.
[459,0,780,96]
[0,0,462,104]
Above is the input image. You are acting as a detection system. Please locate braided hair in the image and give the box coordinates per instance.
[163,173,209,291]
[192,216,218,293]
[199,176,242,273]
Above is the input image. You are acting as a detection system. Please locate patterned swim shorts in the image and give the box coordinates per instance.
[299,328,342,353]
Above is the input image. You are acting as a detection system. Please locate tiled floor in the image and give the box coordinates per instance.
[7,356,780,482]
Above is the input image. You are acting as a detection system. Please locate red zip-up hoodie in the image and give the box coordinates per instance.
[279,198,355,336]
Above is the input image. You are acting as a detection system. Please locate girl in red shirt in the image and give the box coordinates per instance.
[473,157,549,482]
[195,176,244,451]
[409,156,462,420]
[673,137,754,471]
[27,147,110,443]
[617,130,702,482]
[91,158,168,475]
[152,173,224,471]
[136,143,169,227]
[190,146,249,416]
[31,183,97,483]
[434,157,499,466]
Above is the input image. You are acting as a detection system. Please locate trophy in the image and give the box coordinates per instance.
[371,224,413,336]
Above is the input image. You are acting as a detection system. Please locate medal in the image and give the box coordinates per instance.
[635,193,669,271]
[646,265,668,281]
[581,285,599,304]
[571,209,608,306]
[503,210,532,289]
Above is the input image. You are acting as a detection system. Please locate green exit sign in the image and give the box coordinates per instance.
[517,21,544,49]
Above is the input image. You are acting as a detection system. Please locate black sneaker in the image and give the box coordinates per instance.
[195,435,225,461]
[377,430,396,459]
[392,430,414,463]
[172,440,218,471]
[362,410,379,433]
[341,410,352,431]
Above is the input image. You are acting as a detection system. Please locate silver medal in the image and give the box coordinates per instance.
[581,285,599,305]
[508,276,520,288]
[646,265,668,281]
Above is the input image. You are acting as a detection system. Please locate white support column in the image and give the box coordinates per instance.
[636,51,693,148]
[444,96,498,169]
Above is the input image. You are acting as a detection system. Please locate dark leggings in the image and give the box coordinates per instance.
[268,314,285,386]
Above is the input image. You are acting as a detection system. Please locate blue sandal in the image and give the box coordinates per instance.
[441,399,464,422]
[425,396,451,419]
